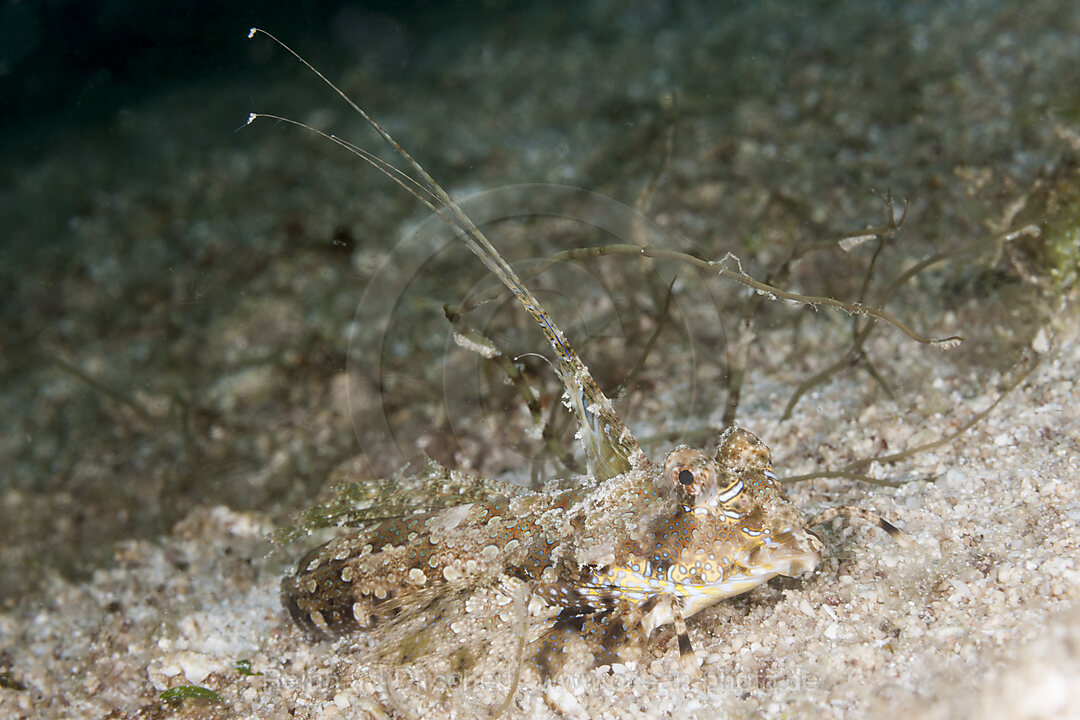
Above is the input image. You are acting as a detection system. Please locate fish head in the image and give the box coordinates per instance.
[659,427,823,597]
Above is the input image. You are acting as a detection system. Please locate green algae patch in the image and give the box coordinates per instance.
[159,684,224,708]
[1006,160,1080,300]
[232,659,262,677]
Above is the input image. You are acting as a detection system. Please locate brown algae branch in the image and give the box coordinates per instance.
[248,26,959,353]
[784,349,1041,485]
[526,243,964,347]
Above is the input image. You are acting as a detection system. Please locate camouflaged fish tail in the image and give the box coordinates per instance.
[253,28,913,695]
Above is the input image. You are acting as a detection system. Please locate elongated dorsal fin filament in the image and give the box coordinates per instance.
[248,28,646,479]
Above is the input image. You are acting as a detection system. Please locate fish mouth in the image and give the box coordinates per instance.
[742,527,823,578]
[669,529,823,618]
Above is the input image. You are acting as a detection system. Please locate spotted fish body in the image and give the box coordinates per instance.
[282,427,825,676]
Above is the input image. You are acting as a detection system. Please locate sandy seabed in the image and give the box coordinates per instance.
[2,2,1079,718]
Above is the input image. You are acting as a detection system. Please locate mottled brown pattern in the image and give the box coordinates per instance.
[282,428,831,679]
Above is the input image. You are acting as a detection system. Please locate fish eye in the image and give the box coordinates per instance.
[677,469,695,486]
